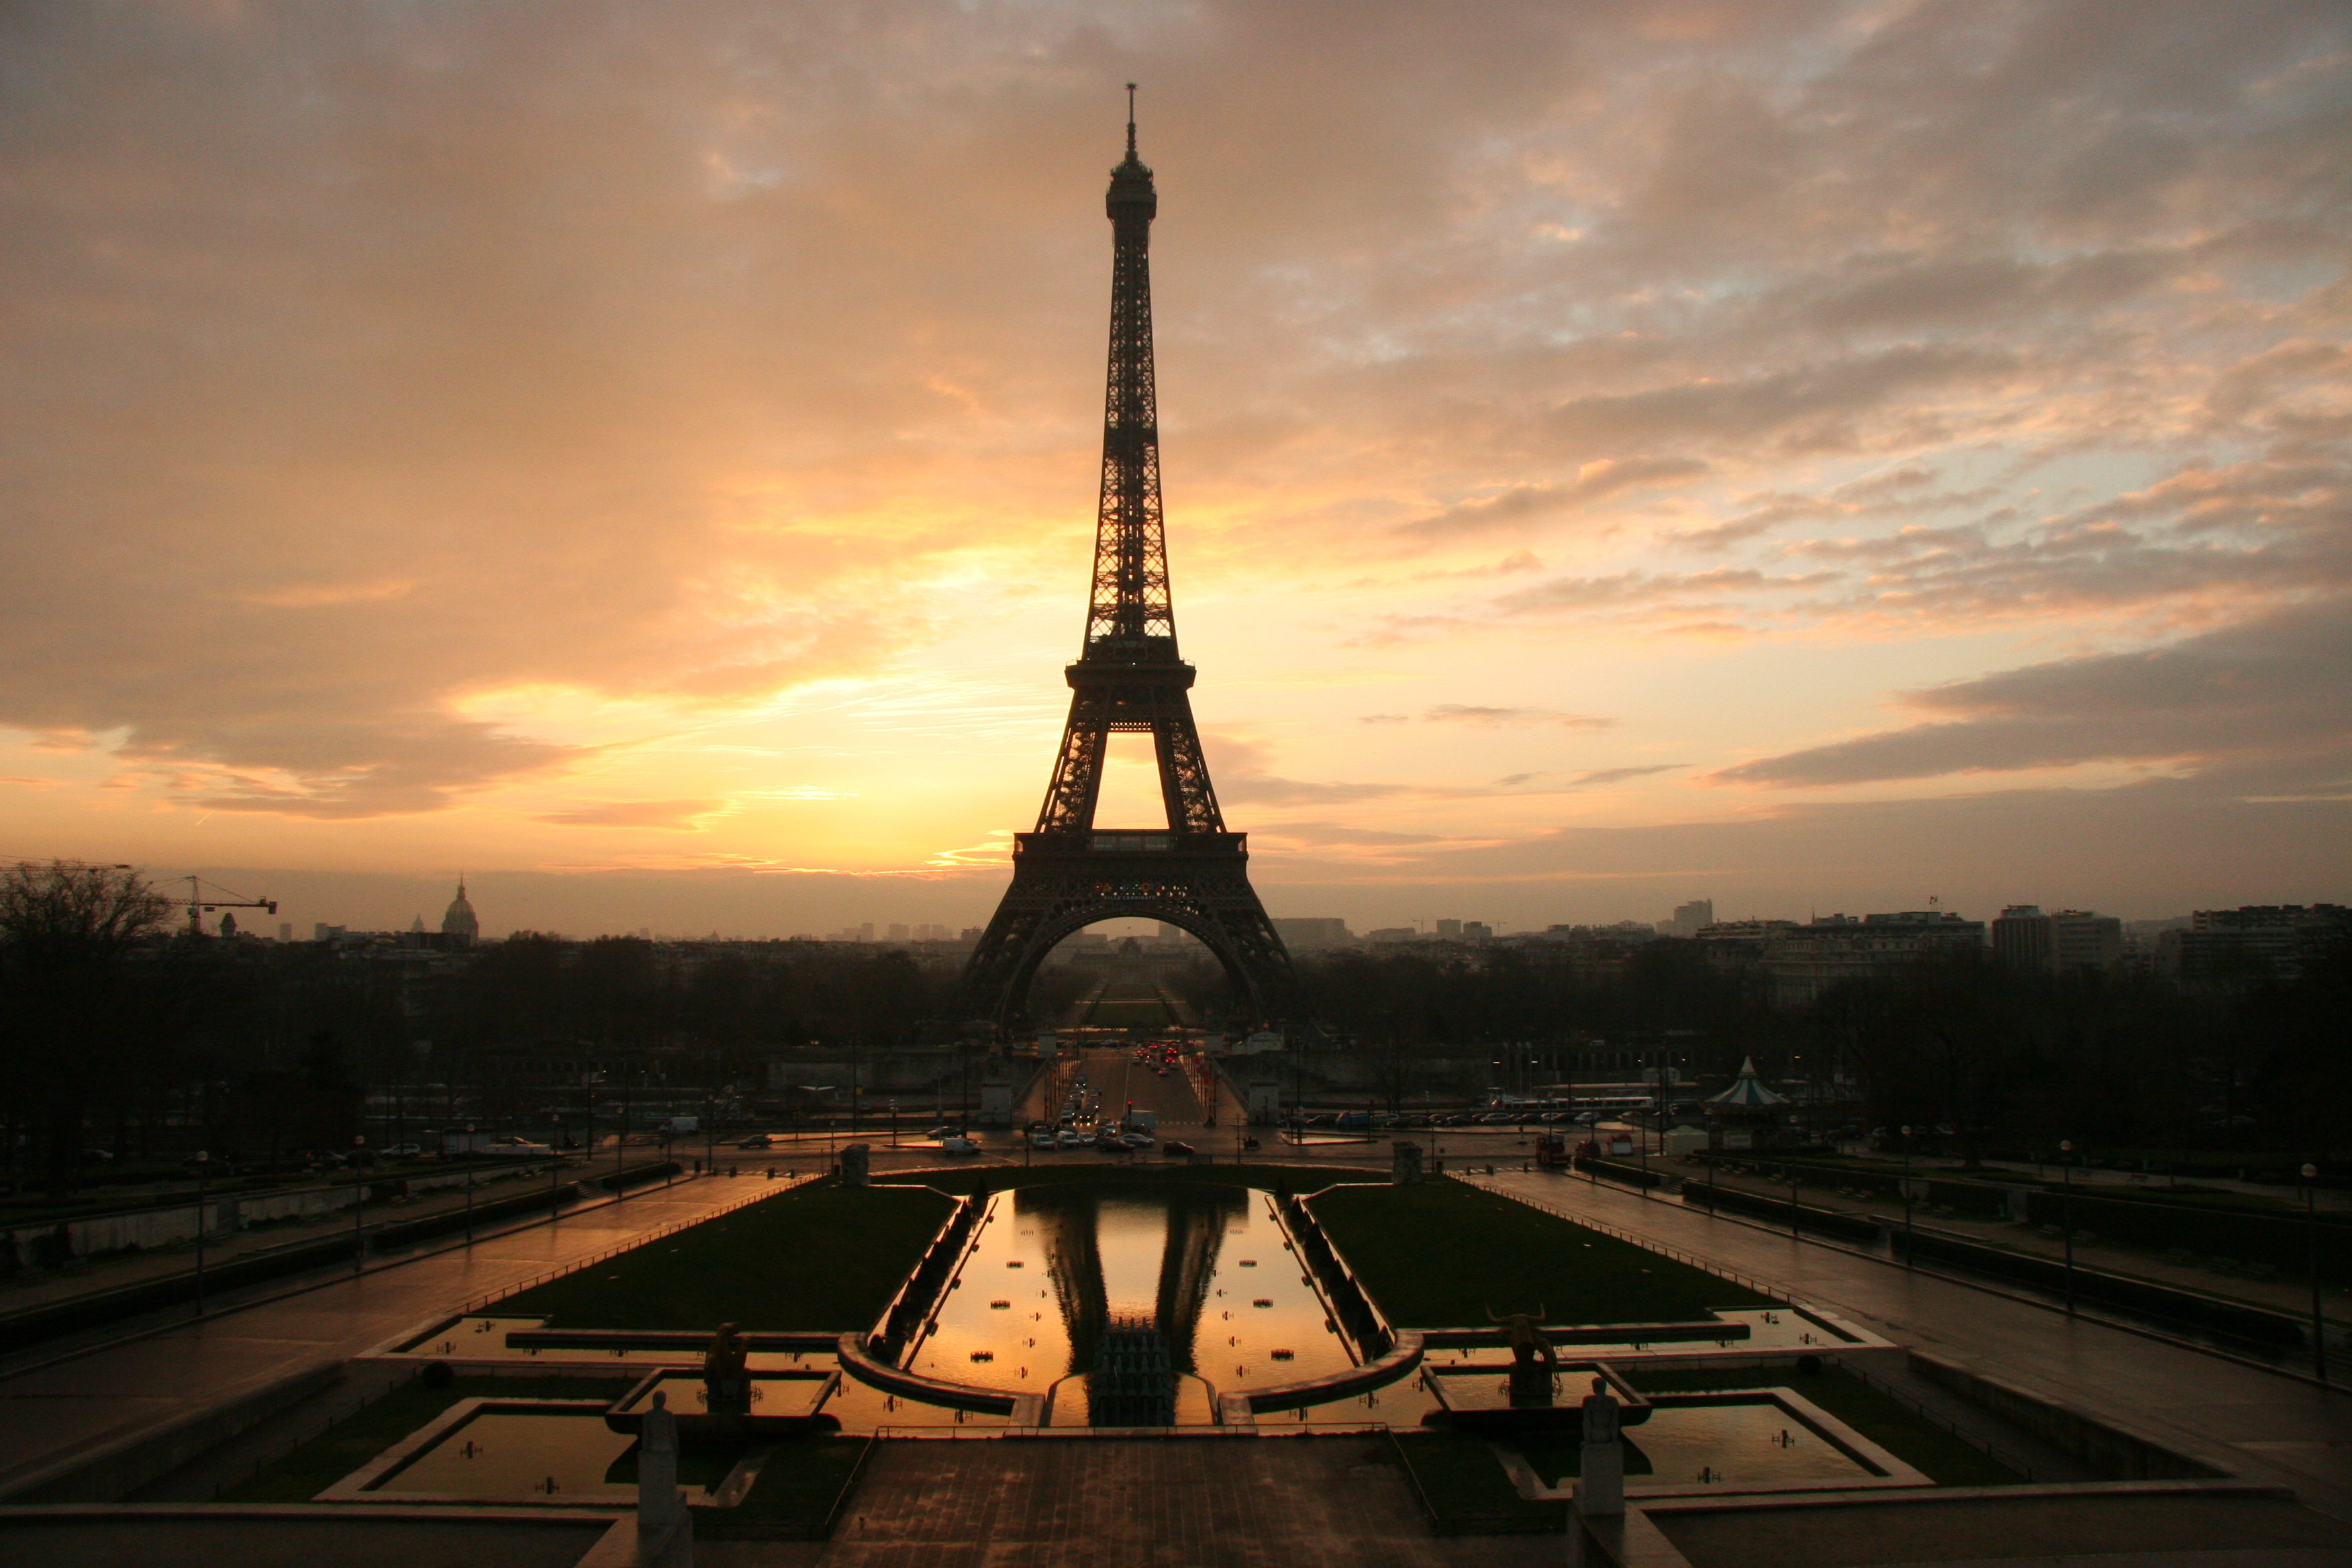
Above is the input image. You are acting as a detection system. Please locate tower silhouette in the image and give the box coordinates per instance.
[959,93,1293,1031]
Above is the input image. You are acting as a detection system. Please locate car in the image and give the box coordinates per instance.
[1163,1140,1195,1156]
[1478,1112,1514,1124]
[1057,1128,1088,1148]
[1120,1132,1155,1148]
[381,1143,423,1160]
[1029,1130,1058,1149]
[940,1136,979,1156]
[925,1125,960,1140]
[736,1134,772,1149]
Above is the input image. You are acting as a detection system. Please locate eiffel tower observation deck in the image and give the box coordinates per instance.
[959,91,1293,1033]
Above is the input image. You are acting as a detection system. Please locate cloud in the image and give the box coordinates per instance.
[1393,458,1709,542]
[1568,765,1688,787]
[1424,705,1614,731]
[1712,598,2352,787]
[532,799,730,830]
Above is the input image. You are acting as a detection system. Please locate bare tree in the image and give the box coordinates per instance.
[0,862,174,1188]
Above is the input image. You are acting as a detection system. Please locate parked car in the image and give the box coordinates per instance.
[1057,1128,1088,1148]
[925,1125,960,1140]
[1120,1131,1155,1149]
[940,1136,979,1157]
[381,1143,423,1160]
[735,1134,772,1149]
[1029,1129,1059,1149]
[1163,1140,1195,1156]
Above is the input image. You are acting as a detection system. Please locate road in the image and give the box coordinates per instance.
[1471,1167,2352,1524]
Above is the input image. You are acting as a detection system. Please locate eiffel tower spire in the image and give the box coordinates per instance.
[959,95,1291,1032]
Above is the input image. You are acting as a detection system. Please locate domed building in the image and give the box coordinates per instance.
[440,876,479,947]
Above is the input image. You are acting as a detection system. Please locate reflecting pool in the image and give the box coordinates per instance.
[899,1185,1356,1424]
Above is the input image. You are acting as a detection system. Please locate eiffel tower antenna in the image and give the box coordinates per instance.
[958,98,1293,1034]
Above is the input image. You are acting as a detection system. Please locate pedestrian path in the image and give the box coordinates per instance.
[1689,1159,2350,1328]
[1473,1170,2352,1524]
[0,1171,791,1497]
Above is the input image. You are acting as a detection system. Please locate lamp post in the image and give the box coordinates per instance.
[464,1151,475,1244]
[352,1134,368,1274]
[2059,1138,2077,1316]
[193,1150,209,1316]
[1901,1126,1914,1268]
[1790,1160,1801,1240]
[2305,1163,2327,1385]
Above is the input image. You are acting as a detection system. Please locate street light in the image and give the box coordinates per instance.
[1900,1127,1914,1268]
[193,1150,209,1316]
[2059,1139,2077,1316]
[352,1134,368,1274]
[2304,1163,2327,1385]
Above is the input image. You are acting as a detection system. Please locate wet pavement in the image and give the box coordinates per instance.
[0,1172,795,1496]
[1470,1170,2352,1523]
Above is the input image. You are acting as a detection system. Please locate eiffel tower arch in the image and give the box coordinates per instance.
[959,91,1293,1033]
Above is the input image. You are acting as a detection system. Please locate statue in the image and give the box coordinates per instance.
[1579,1375,1624,1517]
[703,1322,750,1412]
[1485,1304,1557,1371]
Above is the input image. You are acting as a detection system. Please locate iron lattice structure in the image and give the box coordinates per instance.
[960,100,1293,1032]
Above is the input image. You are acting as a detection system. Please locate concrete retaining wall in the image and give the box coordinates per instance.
[0,1361,350,1503]
[1908,1352,2227,1481]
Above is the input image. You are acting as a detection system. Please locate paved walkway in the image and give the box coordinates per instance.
[0,1171,785,1496]
[1471,1171,2352,1523]
[808,1437,1557,1568]
[1690,1159,2351,1328]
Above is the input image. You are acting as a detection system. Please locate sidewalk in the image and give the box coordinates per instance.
[1688,1159,2352,1328]
[0,1171,780,1498]
[1471,1169,2352,1524]
[0,1161,579,1320]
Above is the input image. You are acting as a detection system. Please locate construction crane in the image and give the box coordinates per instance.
[170,874,278,937]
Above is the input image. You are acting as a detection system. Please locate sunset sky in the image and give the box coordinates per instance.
[3,1,2348,939]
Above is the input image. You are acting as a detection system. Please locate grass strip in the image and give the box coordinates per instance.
[698,1436,874,1540]
[495,1180,952,1330]
[217,1375,638,1502]
[1386,1432,1566,1534]
[1621,1363,2025,1487]
[1312,1179,1777,1327]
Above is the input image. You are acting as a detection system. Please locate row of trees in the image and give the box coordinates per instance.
[5,863,2346,1187]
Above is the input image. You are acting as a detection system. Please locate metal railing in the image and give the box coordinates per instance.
[1463,1176,1789,1303]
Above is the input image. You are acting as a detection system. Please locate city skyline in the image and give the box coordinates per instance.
[5,3,2349,934]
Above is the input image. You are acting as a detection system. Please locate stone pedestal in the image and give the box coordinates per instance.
[636,1391,693,1567]
[1391,1140,1422,1184]
[1577,1377,1624,1519]
[839,1142,870,1187]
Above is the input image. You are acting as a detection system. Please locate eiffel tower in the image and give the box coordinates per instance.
[960,92,1293,1033]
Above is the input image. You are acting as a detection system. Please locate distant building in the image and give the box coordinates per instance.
[888,923,910,942]
[278,922,293,942]
[2162,904,2352,987]
[1659,898,1715,938]
[1992,906,2122,975]
[1272,917,1353,950]
[440,877,480,946]
[1434,918,1461,940]
[1461,921,1494,944]
[1757,912,1987,1008]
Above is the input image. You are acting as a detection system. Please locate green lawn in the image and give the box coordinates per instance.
[1620,1364,2024,1486]
[872,1163,1387,1197]
[218,1375,640,1502]
[1310,1179,1776,1327]
[495,1180,954,1330]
